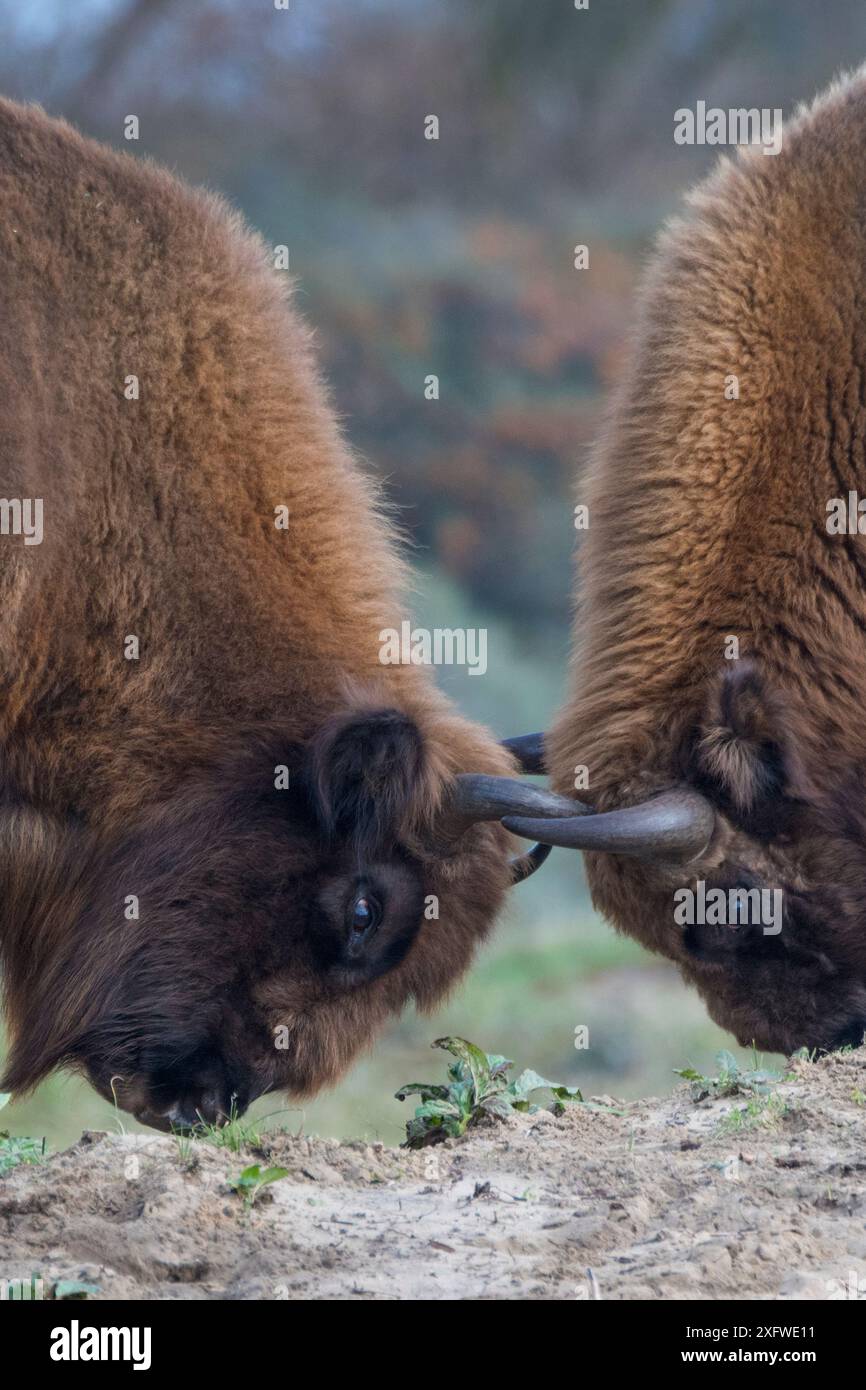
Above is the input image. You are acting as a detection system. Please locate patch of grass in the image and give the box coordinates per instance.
[675,1048,786,1102]
[172,1128,199,1168]
[187,1109,264,1154]
[716,1093,790,1134]
[396,1036,601,1149]
[171,1102,297,1155]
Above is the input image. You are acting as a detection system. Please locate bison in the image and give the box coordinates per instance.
[505,70,866,1056]
[0,98,552,1130]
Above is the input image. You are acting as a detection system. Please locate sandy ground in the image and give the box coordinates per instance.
[2,1048,866,1300]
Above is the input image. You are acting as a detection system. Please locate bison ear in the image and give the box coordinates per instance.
[695,660,791,832]
[305,708,425,851]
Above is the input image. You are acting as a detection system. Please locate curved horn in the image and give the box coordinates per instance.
[501,732,546,774]
[446,773,588,838]
[502,789,715,862]
[499,735,550,877]
[434,773,578,884]
[510,841,552,883]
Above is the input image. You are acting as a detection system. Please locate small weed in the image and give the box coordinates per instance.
[190,1107,263,1154]
[717,1093,789,1134]
[675,1048,786,1102]
[395,1036,591,1149]
[228,1163,289,1210]
[0,1134,46,1176]
[172,1128,198,1169]
[0,1096,47,1178]
[170,1101,300,1156]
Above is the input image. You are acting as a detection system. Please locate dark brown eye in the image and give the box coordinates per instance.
[350,895,379,934]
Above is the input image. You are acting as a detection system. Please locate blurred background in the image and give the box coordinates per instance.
[2,0,861,1148]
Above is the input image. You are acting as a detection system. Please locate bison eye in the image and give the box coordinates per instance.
[350,894,380,935]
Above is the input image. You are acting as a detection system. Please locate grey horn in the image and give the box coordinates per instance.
[501,731,546,774]
[450,773,584,832]
[440,734,716,867]
[502,789,716,862]
[434,765,578,885]
[509,840,552,884]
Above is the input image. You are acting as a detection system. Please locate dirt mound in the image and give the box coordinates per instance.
[2,1049,866,1300]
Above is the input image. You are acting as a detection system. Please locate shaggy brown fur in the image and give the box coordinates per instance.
[0,98,516,1125]
[549,69,866,1055]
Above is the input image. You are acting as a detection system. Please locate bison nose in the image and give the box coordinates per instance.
[169,1090,235,1128]
[135,1088,244,1132]
[127,1042,255,1131]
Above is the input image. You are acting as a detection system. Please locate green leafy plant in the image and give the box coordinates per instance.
[0,1095,47,1178]
[674,1048,785,1102]
[396,1036,585,1148]
[228,1163,289,1209]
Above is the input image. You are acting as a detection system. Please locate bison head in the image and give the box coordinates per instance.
[0,708,550,1129]
[503,663,866,1057]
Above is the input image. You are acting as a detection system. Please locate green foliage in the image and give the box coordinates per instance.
[228,1163,290,1209]
[0,1130,46,1176]
[716,1093,790,1134]
[172,1101,297,1154]
[181,1109,262,1154]
[396,1036,585,1148]
[675,1048,786,1102]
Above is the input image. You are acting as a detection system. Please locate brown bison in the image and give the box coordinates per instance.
[0,98,552,1129]
[505,71,866,1056]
